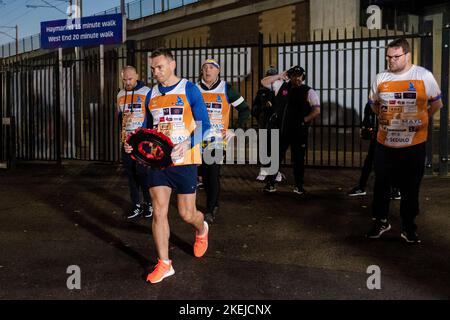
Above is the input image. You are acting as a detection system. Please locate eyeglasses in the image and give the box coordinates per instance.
[386,53,407,60]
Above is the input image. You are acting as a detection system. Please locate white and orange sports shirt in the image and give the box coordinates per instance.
[196,80,232,145]
[148,79,202,166]
[117,83,151,143]
[369,65,441,148]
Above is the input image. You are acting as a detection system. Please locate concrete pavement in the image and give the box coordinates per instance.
[0,162,449,299]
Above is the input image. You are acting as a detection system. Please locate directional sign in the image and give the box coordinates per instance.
[41,13,125,49]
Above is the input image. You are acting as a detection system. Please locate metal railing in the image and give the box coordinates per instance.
[1,26,448,175]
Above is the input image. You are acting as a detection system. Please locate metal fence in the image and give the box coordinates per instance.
[1,26,448,175]
[0,48,126,164]
[267,30,431,168]
[137,28,445,170]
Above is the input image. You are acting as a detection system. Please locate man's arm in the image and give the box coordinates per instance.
[226,84,250,128]
[428,99,443,117]
[304,89,321,123]
[143,89,153,129]
[424,71,443,118]
[304,107,320,123]
[117,95,125,136]
[186,81,211,147]
[370,101,381,115]
[261,71,287,95]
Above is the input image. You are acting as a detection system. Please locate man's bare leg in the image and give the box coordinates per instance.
[150,186,172,260]
[177,193,206,235]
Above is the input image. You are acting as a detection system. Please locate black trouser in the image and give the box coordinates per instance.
[267,127,308,187]
[372,142,426,231]
[358,138,376,189]
[122,149,150,205]
[200,150,221,214]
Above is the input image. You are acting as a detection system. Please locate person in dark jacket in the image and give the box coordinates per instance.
[260,66,321,194]
[252,66,284,182]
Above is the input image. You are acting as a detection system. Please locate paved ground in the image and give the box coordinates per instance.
[0,161,449,300]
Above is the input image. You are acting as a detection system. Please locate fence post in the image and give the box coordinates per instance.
[2,116,16,169]
[420,20,434,175]
[439,15,449,176]
[258,32,263,85]
[126,40,136,67]
[2,70,16,169]
[9,116,16,168]
[55,51,62,166]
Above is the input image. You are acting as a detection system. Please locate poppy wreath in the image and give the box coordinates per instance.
[126,128,174,169]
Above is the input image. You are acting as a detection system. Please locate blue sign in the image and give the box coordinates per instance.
[41,13,125,49]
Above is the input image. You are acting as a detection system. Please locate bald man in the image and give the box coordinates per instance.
[117,66,153,219]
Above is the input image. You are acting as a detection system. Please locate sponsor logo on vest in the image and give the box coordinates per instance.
[403,92,416,99]
[388,137,411,143]
[407,82,416,91]
[388,106,402,113]
[171,107,183,115]
[402,119,422,125]
[175,96,184,106]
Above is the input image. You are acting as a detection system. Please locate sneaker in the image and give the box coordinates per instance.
[194,221,209,258]
[348,186,366,196]
[401,230,421,243]
[263,184,277,193]
[143,202,153,218]
[293,186,306,195]
[127,204,143,219]
[275,172,285,182]
[390,188,401,200]
[366,219,391,238]
[256,174,266,181]
[146,259,175,284]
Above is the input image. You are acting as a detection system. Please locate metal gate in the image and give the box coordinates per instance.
[0,47,127,165]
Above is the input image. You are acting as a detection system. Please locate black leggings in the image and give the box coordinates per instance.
[372,142,426,231]
[122,150,150,205]
[268,128,308,188]
[200,161,221,213]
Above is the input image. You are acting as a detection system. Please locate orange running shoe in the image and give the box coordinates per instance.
[194,221,209,258]
[146,259,175,284]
